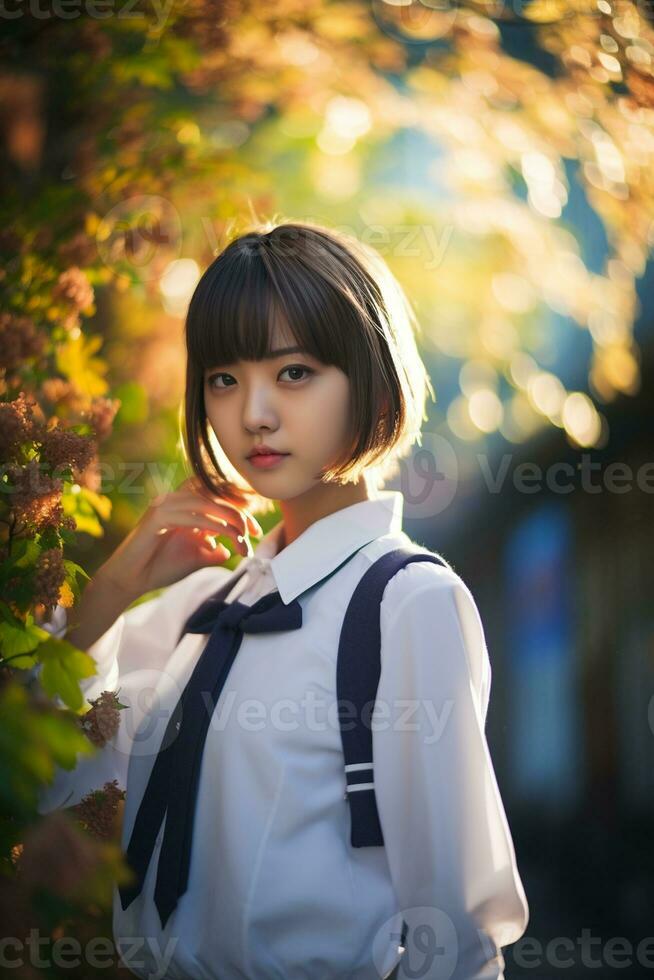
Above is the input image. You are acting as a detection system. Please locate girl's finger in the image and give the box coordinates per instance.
[180,529,231,561]
[149,509,249,555]
[243,511,264,536]
[153,506,236,536]
[199,537,231,562]
[175,488,263,537]
[163,491,252,538]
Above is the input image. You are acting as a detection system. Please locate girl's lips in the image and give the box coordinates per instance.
[247,452,290,469]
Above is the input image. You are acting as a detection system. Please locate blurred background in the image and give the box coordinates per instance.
[1,0,653,977]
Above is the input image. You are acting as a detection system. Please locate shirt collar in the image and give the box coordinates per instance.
[241,490,404,604]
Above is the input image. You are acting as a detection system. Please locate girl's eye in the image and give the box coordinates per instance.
[207,373,235,390]
[279,364,314,383]
[207,365,314,389]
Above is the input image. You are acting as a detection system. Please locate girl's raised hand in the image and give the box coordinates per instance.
[96,476,264,602]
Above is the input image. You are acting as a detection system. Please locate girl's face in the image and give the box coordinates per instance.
[203,325,353,500]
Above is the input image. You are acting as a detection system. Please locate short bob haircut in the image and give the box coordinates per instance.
[182,219,435,516]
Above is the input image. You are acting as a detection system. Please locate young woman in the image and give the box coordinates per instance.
[39,222,529,979]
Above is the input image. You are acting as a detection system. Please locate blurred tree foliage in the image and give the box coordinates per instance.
[1,0,653,973]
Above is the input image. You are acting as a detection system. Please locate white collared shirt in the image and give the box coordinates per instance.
[38,490,529,980]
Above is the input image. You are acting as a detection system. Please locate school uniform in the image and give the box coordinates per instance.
[38,489,529,980]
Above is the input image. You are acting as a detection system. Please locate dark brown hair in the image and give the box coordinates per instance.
[182,219,434,515]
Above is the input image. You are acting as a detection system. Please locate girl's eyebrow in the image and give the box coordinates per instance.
[262,345,309,360]
[205,346,311,370]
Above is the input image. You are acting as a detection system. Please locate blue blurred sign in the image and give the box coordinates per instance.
[504,502,582,811]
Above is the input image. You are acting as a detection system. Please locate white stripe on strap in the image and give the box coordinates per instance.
[344,763,374,772]
[345,782,375,792]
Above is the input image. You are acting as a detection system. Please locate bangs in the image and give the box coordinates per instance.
[185,237,355,372]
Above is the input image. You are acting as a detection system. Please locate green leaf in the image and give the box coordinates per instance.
[36,710,97,771]
[55,333,108,398]
[60,527,76,547]
[62,558,91,603]
[12,539,42,569]
[62,560,91,583]
[68,511,104,537]
[0,606,49,659]
[0,683,96,821]
[62,485,112,537]
[38,636,98,712]
[5,653,39,670]
[80,487,112,521]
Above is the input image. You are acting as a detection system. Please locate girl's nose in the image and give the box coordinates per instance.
[242,389,278,433]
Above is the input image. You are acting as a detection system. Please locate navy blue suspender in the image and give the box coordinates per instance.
[336,546,450,963]
[336,547,450,848]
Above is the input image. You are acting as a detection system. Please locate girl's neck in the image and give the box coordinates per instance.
[277,478,373,550]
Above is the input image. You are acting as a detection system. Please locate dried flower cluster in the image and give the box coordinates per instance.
[0,313,45,373]
[39,377,79,408]
[0,391,40,457]
[32,547,66,613]
[51,266,94,312]
[40,421,97,473]
[85,396,120,443]
[4,459,75,532]
[71,779,126,841]
[0,386,115,538]
[80,690,125,748]
[57,231,98,268]
[38,382,121,443]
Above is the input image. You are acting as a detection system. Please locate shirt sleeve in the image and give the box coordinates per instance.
[373,561,529,980]
[36,564,234,815]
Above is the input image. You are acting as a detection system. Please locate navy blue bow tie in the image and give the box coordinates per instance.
[118,588,303,929]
